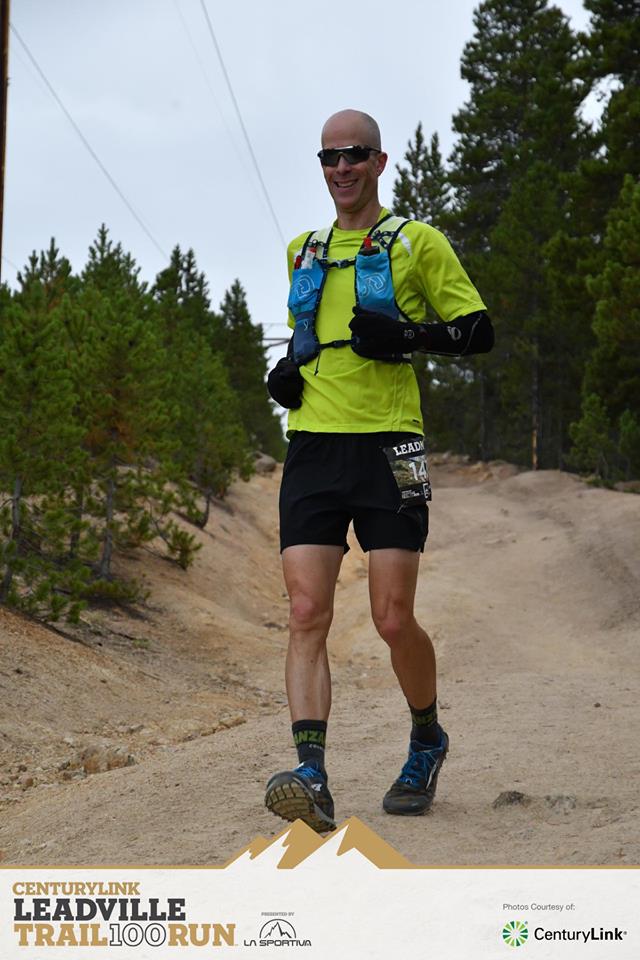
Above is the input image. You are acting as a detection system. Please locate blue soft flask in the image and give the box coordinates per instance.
[288,258,325,365]
[355,249,398,319]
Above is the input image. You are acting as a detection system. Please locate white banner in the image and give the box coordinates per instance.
[1,818,638,959]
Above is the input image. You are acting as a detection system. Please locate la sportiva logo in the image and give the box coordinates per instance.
[502,920,529,947]
[243,917,312,947]
[260,919,296,942]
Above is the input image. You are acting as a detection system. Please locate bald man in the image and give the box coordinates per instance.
[265,109,493,832]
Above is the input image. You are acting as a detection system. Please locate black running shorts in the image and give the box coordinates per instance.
[279,432,429,553]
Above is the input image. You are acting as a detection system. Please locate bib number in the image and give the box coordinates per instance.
[382,438,432,507]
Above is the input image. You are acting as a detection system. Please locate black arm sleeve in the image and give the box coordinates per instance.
[418,310,494,357]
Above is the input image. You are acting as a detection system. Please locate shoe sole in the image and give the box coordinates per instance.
[265,778,336,834]
[383,739,449,816]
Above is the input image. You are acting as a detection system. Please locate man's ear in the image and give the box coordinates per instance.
[376,152,388,176]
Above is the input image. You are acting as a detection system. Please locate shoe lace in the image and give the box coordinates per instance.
[295,762,325,782]
[398,746,440,787]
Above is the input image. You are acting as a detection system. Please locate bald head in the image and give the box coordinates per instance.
[321,109,382,150]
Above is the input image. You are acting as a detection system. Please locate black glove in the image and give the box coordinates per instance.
[267,357,304,409]
[349,307,427,359]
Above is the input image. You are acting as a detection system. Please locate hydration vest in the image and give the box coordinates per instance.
[287,213,411,367]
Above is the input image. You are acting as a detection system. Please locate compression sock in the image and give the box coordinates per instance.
[292,719,327,770]
[409,697,440,747]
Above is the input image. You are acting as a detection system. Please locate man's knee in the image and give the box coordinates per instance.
[371,604,416,647]
[289,591,333,634]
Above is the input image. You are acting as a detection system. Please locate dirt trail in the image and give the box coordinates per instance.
[1,460,638,866]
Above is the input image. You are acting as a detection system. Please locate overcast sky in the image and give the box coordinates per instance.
[5,0,592,360]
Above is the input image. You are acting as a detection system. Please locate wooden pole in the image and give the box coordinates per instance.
[0,0,10,284]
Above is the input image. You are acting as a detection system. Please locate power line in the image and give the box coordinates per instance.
[173,0,278,224]
[2,253,18,271]
[197,0,286,247]
[172,0,251,179]
[10,24,168,260]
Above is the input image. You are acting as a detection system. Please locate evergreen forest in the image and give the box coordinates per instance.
[393,0,639,479]
[0,230,284,621]
[1,0,638,622]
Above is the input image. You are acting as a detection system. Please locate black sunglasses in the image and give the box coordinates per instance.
[317,145,381,167]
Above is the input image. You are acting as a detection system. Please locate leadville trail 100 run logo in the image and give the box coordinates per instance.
[502,920,529,947]
[6,819,408,953]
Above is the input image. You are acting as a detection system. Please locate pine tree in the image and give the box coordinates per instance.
[549,0,640,411]
[449,0,588,255]
[154,245,214,340]
[539,2,640,470]
[76,228,183,590]
[618,409,640,480]
[154,250,253,523]
[214,280,285,458]
[174,336,250,525]
[447,0,590,466]
[568,392,614,479]
[17,240,78,309]
[583,175,640,422]
[488,161,590,466]
[581,0,640,215]
[0,280,10,319]
[393,125,451,228]
[0,272,87,620]
[568,176,640,480]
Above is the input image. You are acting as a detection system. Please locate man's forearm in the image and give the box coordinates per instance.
[349,308,494,359]
[419,310,494,357]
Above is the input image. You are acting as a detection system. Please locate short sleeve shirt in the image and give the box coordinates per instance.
[285,210,486,435]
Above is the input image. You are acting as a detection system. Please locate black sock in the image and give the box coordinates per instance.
[409,697,440,747]
[292,720,327,770]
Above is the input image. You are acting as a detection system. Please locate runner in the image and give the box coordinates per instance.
[265,109,493,832]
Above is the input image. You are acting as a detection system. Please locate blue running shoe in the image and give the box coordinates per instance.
[383,728,449,815]
[265,761,336,833]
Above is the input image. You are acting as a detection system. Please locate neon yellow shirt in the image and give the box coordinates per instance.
[285,210,486,435]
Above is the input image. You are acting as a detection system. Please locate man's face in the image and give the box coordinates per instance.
[320,118,387,217]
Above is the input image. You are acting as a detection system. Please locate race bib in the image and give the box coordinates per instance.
[382,437,432,506]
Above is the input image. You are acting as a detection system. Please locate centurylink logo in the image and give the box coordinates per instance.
[502,920,529,947]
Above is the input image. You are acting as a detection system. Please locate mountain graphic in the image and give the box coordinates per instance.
[223,833,274,862]
[263,921,293,939]
[224,819,324,869]
[224,817,413,870]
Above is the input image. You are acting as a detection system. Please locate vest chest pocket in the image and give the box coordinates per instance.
[355,249,397,318]
[288,259,326,366]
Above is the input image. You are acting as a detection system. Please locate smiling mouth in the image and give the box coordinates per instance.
[335,179,357,189]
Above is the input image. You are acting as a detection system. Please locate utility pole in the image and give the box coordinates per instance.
[0,0,9,284]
